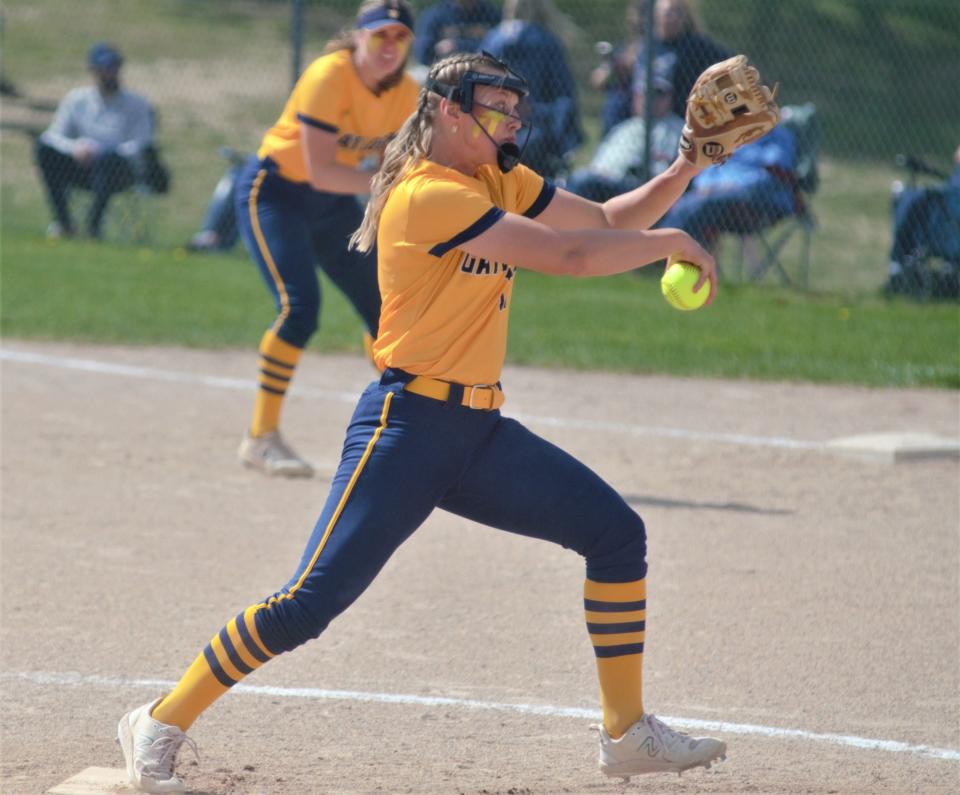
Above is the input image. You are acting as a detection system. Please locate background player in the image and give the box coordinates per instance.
[235,0,418,477]
[116,50,778,791]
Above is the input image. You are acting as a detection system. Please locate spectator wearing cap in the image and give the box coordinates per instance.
[34,42,164,239]
[564,54,683,203]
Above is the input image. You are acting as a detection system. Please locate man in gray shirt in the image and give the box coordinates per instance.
[34,42,164,239]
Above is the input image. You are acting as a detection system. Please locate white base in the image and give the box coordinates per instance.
[826,432,960,463]
[47,766,131,794]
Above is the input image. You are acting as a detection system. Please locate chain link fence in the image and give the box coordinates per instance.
[3,0,958,298]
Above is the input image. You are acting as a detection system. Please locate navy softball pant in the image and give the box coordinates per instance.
[235,155,381,347]
[253,371,648,655]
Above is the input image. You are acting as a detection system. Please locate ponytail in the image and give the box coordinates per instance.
[350,97,432,252]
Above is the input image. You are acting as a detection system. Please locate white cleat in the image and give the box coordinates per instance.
[117,697,198,793]
[595,714,727,781]
[238,431,314,478]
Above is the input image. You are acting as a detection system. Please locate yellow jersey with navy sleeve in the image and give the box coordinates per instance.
[258,49,419,183]
[373,160,556,385]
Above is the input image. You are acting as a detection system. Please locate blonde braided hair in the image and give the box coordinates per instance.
[350,52,506,253]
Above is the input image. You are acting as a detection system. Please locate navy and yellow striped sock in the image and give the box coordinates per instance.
[585,578,646,739]
[151,606,274,732]
[250,330,302,438]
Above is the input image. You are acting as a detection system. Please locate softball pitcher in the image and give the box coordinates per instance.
[235,0,418,478]
[116,50,783,791]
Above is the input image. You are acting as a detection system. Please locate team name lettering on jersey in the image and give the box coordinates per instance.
[338,132,396,153]
[458,252,515,279]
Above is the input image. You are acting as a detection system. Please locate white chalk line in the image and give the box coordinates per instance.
[3,671,957,762]
[5,348,957,763]
[1,348,822,451]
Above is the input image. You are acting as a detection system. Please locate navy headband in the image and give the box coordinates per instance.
[426,52,530,113]
[357,3,414,33]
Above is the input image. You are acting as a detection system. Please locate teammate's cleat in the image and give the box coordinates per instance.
[117,697,198,793]
[595,714,727,781]
[238,431,314,478]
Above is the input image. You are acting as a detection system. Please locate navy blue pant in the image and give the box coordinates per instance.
[196,163,241,250]
[235,156,381,347]
[891,186,960,264]
[34,140,135,236]
[253,372,647,655]
[657,184,795,248]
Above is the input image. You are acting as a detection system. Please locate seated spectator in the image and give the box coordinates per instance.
[414,0,501,67]
[656,123,798,249]
[647,0,732,119]
[480,0,584,178]
[885,145,960,299]
[591,0,647,137]
[186,148,246,253]
[565,58,683,203]
[33,42,168,240]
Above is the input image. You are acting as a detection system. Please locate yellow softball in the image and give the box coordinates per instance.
[661,259,709,311]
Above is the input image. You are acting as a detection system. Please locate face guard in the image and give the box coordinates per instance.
[426,52,533,173]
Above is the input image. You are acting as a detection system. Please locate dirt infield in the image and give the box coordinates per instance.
[2,340,958,795]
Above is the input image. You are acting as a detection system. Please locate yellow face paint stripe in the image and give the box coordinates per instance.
[260,391,395,606]
[471,108,506,140]
[368,31,410,58]
[249,169,290,334]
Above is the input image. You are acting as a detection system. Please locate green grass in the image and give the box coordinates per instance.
[3,228,957,388]
[2,0,958,389]
[511,269,959,387]
[4,0,955,294]
[1,232,365,352]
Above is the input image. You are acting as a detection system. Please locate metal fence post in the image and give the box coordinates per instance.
[640,0,656,183]
[291,0,304,90]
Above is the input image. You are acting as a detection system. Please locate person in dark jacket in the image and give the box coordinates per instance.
[480,0,584,178]
[644,0,731,119]
[590,0,647,137]
[886,145,960,299]
[413,0,500,66]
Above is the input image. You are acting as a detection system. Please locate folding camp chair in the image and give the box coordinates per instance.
[63,108,170,244]
[731,103,820,288]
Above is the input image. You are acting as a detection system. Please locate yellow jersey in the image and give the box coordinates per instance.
[258,49,419,183]
[374,159,556,385]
